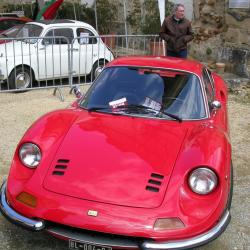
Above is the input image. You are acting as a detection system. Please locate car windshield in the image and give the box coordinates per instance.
[80,66,206,120]
[15,24,43,43]
[0,24,25,38]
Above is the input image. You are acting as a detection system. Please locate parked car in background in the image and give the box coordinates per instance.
[0,24,24,44]
[0,56,233,249]
[0,19,114,90]
[0,14,31,33]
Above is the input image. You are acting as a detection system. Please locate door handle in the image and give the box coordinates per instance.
[70,48,79,51]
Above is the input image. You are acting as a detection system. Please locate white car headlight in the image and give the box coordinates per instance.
[19,143,41,168]
[189,168,218,195]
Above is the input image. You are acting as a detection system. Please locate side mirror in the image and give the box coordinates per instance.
[42,39,50,46]
[71,86,84,99]
[211,100,221,110]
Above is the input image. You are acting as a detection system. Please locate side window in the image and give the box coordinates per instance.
[0,22,5,30]
[44,28,73,44]
[5,20,13,29]
[2,20,25,30]
[77,28,97,44]
[202,68,214,105]
[0,20,11,30]
[12,20,27,25]
[44,30,55,44]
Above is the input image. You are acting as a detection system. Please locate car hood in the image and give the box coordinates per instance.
[43,112,187,208]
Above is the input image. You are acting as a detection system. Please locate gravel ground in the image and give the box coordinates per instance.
[0,87,249,250]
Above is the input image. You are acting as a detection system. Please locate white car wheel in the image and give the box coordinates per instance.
[9,67,33,90]
[91,61,105,81]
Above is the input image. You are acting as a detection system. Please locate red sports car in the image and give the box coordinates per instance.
[0,56,233,250]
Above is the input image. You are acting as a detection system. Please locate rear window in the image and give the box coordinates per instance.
[76,28,97,44]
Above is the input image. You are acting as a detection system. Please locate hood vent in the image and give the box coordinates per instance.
[52,159,70,176]
[146,173,164,193]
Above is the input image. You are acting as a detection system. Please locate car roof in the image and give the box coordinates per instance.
[107,56,204,75]
[35,19,75,25]
[27,19,95,31]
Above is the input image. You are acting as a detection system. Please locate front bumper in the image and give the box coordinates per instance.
[0,180,230,249]
[0,181,45,230]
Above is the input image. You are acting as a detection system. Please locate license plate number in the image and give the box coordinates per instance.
[69,240,112,250]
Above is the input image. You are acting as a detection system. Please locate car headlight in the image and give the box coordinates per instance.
[19,143,41,168]
[188,168,218,194]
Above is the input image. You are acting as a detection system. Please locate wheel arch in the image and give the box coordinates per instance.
[8,64,36,81]
[91,59,110,81]
[93,58,110,66]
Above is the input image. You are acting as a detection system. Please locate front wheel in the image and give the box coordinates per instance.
[8,66,33,90]
[91,61,105,81]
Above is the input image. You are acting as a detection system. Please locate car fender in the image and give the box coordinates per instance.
[161,122,231,227]
[7,108,81,193]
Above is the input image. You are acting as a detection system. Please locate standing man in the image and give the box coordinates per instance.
[159,3,193,58]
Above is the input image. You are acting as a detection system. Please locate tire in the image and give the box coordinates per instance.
[91,61,105,81]
[8,66,33,90]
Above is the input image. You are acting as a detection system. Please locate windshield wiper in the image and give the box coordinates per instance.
[87,106,122,116]
[116,104,182,122]
[87,105,182,122]
[87,106,110,112]
[161,109,182,122]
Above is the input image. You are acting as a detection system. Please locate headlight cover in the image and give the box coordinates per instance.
[189,168,218,195]
[19,143,41,168]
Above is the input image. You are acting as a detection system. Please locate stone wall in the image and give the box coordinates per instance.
[224,0,250,48]
[190,0,226,61]
[190,0,250,78]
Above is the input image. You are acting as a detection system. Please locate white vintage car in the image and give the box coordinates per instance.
[0,20,114,90]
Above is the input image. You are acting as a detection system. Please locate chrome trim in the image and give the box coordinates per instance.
[141,210,231,250]
[0,180,45,231]
[211,100,222,110]
[0,178,230,249]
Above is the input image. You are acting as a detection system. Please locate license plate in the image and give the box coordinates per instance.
[69,240,112,250]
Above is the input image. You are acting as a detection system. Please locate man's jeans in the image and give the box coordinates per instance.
[167,49,187,58]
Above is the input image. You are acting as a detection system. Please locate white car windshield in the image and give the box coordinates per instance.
[81,66,206,120]
[15,24,43,43]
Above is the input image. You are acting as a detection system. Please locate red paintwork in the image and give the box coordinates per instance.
[6,56,231,242]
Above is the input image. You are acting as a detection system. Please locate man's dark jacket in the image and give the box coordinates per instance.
[159,15,194,53]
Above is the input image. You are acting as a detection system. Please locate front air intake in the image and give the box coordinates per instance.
[145,173,164,192]
[52,159,70,176]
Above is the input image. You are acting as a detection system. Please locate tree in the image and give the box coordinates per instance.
[127,0,174,35]
[96,0,118,34]
[127,0,142,34]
